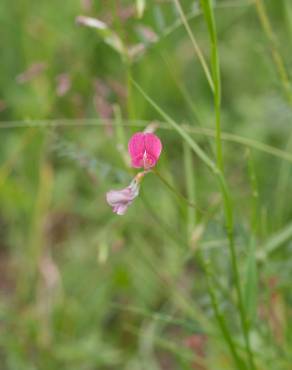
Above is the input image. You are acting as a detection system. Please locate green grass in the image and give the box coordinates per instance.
[0,0,292,369]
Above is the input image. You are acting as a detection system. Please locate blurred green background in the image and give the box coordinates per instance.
[0,0,292,369]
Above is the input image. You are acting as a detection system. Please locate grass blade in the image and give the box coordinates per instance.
[199,0,223,170]
[131,79,216,172]
[255,0,292,106]
[173,0,214,92]
[183,141,197,240]
[243,238,258,329]
[259,221,292,260]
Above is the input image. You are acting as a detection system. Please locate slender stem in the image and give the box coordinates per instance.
[160,52,204,125]
[160,51,216,157]
[152,169,205,214]
[131,79,254,367]
[183,142,197,238]
[203,260,246,370]
[126,62,136,121]
[218,174,257,370]
[246,149,259,234]
[173,0,215,92]
[200,2,256,368]
[255,0,292,106]
[200,0,223,171]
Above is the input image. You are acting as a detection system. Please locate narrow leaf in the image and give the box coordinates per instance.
[131,79,216,172]
[243,237,258,328]
[260,220,292,259]
[183,142,196,240]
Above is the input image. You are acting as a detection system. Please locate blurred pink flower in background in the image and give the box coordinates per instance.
[0,100,7,113]
[56,73,71,97]
[16,62,47,84]
[128,132,162,169]
[80,0,92,12]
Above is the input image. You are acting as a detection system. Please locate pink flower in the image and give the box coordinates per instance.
[106,173,145,215]
[128,132,162,169]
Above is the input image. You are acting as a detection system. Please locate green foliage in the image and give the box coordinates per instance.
[0,0,292,369]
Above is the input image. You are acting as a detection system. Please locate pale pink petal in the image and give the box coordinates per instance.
[114,204,128,215]
[144,133,162,162]
[106,187,136,205]
[106,177,140,215]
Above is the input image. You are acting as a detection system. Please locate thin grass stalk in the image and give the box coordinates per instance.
[199,0,223,171]
[173,0,214,92]
[153,169,204,213]
[200,1,256,368]
[126,62,136,121]
[113,104,130,168]
[160,52,203,125]
[160,51,216,157]
[183,142,197,238]
[160,0,253,46]
[0,129,36,187]
[132,79,244,367]
[275,134,292,227]
[26,135,54,299]
[204,260,246,370]
[112,1,136,121]
[246,149,259,234]
[255,0,292,106]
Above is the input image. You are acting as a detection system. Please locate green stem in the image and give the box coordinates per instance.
[219,174,257,370]
[154,170,247,370]
[152,169,204,214]
[131,79,251,368]
[255,0,292,106]
[173,0,215,92]
[200,0,223,171]
[200,2,256,368]
[183,142,197,237]
[203,260,246,370]
[246,149,259,234]
[126,62,136,121]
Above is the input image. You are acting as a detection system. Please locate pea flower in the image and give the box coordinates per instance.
[106,131,162,215]
[106,172,145,215]
[128,132,162,169]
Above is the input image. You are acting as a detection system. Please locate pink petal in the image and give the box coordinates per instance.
[128,132,145,168]
[128,131,163,169]
[128,132,145,158]
[106,177,141,215]
[131,155,144,168]
[144,133,162,162]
